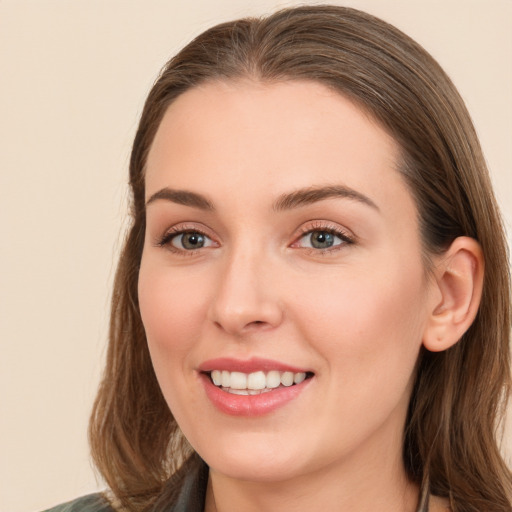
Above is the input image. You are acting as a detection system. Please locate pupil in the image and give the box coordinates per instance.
[311,231,334,249]
[183,233,204,249]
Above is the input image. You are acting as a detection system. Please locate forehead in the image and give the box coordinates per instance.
[145,79,408,213]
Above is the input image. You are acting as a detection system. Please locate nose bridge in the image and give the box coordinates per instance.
[209,239,282,334]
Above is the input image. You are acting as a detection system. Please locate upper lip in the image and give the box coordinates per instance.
[198,357,311,374]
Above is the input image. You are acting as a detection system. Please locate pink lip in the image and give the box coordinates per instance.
[198,357,309,373]
[200,374,312,416]
[198,357,313,417]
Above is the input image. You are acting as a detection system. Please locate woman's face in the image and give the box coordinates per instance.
[139,80,437,482]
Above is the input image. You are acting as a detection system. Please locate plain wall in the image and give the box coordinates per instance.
[1,1,510,511]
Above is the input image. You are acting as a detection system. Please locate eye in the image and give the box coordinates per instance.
[301,231,340,249]
[292,225,354,252]
[155,227,217,253]
[170,231,214,250]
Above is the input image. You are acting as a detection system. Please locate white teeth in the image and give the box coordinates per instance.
[228,388,249,395]
[281,371,294,387]
[230,372,247,389]
[294,372,306,384]
[266,370,281,388]
[221,370,231,387]
[247,371,266,390]
[227,388,273,395]
[211,370,222,386]
[209,369,309,391]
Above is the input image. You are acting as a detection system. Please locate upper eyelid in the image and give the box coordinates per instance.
[294,220,355,238]
[161,222,215,237]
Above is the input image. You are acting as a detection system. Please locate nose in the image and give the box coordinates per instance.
[207,246,283,336]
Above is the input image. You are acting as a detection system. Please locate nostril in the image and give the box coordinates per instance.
[247,320,269,329]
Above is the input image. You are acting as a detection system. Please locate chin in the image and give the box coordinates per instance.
[210,458,306,483]
[198,438,311,483]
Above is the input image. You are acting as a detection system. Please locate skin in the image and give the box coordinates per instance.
[138,80,451,512]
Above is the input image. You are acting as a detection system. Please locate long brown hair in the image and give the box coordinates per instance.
[89,6,511,511]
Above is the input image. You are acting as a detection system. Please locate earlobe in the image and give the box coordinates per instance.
[423,237,484,352]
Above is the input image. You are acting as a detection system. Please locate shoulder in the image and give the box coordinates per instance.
[41,493,116,512]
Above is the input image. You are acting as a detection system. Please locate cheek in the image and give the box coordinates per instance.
[284,264,427,456]
[291,259,427,392]
[138,258,217,429]
[138,259,211,372]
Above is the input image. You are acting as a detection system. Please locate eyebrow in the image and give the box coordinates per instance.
[146,188,215,211]
[272,185,379,212]
[145,184,379,212]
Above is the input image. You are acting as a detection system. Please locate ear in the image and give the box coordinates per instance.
[423,236,484,352]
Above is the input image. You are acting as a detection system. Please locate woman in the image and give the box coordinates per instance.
[45,5,511,512]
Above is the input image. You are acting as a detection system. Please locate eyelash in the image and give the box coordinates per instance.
[155,222,355,255]
[155,225,214,255]
[293,222,355,254]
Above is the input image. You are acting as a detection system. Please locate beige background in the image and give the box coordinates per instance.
[1,1,510,511]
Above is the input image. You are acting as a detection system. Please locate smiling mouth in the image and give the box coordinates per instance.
[206,370,314,395]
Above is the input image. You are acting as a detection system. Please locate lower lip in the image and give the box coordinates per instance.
[201,373,312,417]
